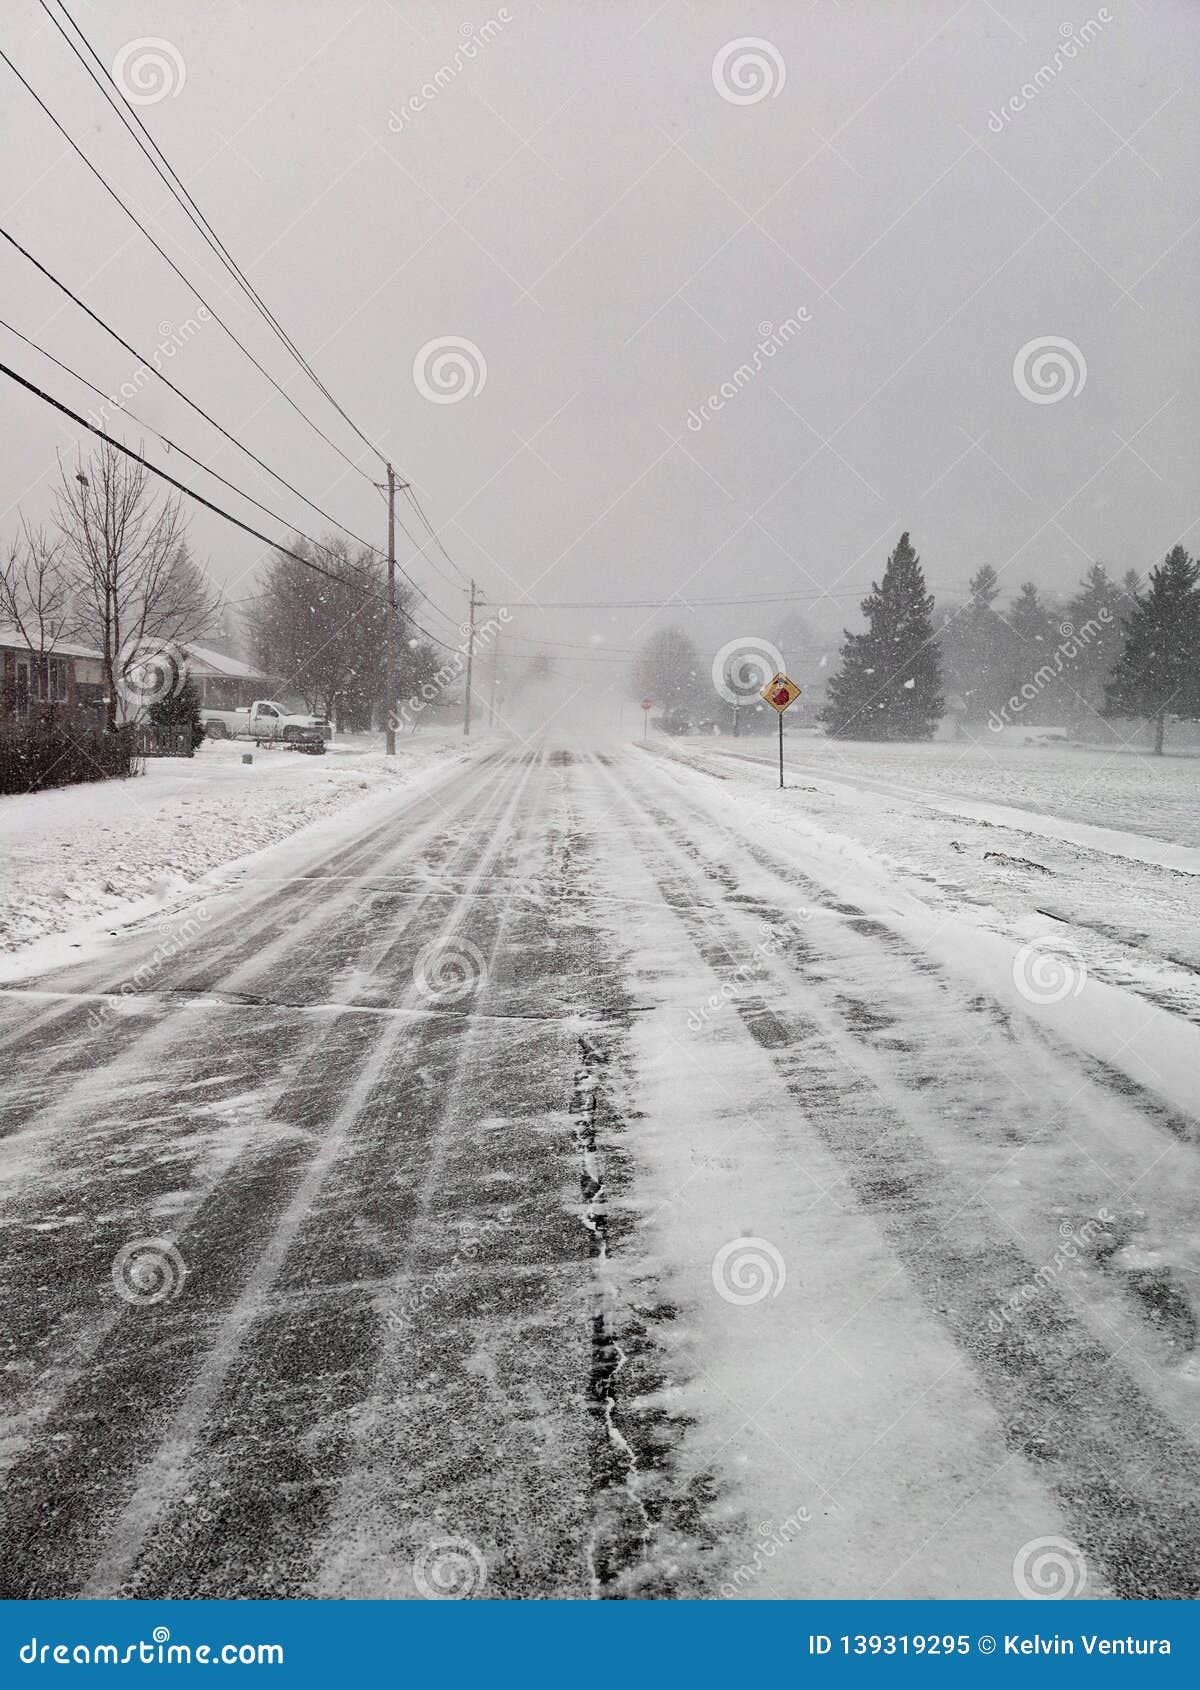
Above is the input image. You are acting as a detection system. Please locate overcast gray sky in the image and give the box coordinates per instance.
[3,0,1199,694]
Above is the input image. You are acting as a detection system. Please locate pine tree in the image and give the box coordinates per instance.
[1064,563,1126,721]
[1104,545,1200,754]
[940,564,1013,724]
[148,670,206,752]
[1001,581,1063,725]
[1009,581,1055,648]
[821,532,943,740]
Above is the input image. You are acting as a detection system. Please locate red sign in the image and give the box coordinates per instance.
[641,697,653,711]
[760,672,801,713]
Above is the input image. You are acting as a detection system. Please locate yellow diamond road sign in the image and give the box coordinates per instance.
[761,672,801,713]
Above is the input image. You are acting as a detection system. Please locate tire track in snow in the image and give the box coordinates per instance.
[0,750,509,1070]
[591,751,1200,1600]
[0,753,533,1597]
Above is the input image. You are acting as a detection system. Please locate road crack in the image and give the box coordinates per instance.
[570,1034,652,1596]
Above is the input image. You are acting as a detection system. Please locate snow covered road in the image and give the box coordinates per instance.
[1,740,1197,1599]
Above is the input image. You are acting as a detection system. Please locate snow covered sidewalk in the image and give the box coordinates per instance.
[0,730,466,964]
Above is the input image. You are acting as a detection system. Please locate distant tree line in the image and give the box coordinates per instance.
[630,531,1200,754]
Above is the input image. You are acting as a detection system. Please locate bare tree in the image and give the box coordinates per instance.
[1,521,76,709]
[56,441,222,727]
[244,535,427,728]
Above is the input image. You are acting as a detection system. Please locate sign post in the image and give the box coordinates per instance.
[760,673,801,789]
[640,697,653,742]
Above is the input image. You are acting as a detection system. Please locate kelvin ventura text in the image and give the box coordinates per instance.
[1005,1637,1170,1655]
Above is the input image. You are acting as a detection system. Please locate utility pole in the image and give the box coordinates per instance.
[385,463,397,756]
[463,578,477,738]
[487,631,501,727]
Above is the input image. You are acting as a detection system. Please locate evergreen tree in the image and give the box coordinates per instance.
[1064,563,1126,721]
[1104,545,1200,754]
[821,532,943,740]
[148,669,205,752]
[1002,581,1063,724]
[1008,581,1055,648]
[940,565,1013,723]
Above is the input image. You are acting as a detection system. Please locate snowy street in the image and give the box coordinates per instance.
[1,737,1197,1599]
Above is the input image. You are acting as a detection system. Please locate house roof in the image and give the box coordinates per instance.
[0,631,280,678]
[0,625,104,661]
[182,644,276,680]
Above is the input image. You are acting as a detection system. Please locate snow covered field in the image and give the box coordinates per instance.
[0,730,465,963]
[707,730,1200,850]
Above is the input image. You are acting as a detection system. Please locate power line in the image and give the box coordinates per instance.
[498,630,638,655]
[399,483,471,590]
[28,3,482,617]
[0,312,375,576]
[0,228,464,629]
[0,356,462,656]
[480,586,877,609]
[0,225,378,553]
[0,45,381,486]
[36,0,388,469]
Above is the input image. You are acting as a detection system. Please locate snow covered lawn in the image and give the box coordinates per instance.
[721,730,1200,849]
[0,730,465,960]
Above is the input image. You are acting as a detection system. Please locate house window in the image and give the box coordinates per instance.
[14,656,31,716]
[47,656,68,702]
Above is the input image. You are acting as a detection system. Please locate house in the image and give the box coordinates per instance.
[0,626,106,719]
[0,633,291,721]
[182,644,285,709]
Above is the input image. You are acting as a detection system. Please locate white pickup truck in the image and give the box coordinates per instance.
[201,699,327,750]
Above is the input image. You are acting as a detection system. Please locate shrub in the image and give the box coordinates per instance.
[0,713,138,795]
[149,672,206,750]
